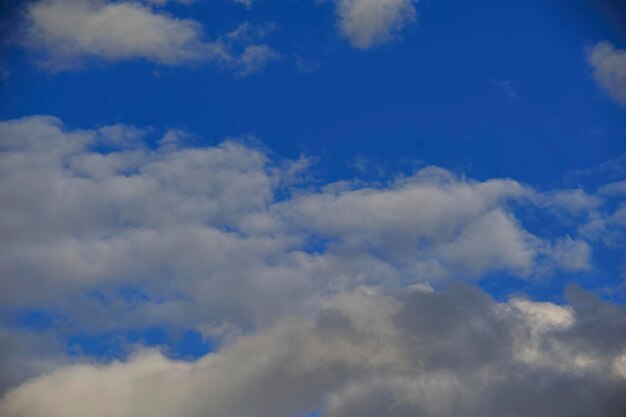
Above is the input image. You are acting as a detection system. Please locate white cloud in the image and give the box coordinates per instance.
[283,167,589,279]
[23,0,278,73]
[1,286,625,417]
[0,115,598,338]
[333,0,417,49]
[1,115,625,415]
[587,41,626,105]
[25,0,214,67]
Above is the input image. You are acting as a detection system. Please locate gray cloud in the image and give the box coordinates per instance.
[1,285,625,417]
[0,326,66,394]
[1,115,622,407]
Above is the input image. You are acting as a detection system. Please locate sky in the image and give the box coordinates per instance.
[0,0,625,416]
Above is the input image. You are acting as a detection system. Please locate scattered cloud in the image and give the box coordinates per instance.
[601,180,626,195]
[22,0,277,74]
[332,0,417,49]
[0,115,625,410]
[24,0,214,67]
[587,41,626,105]
[0,115,604,332]
[235,44,280,76]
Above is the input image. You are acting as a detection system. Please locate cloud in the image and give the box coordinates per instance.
[283,167,591,278]
[0,113,624,416]
[542,189,602,216]
[333,0,417,49]
[587,41,626,105]
[0,326,66,394]
[22,0,278,73]
[601,180,626,195]
[0,115,598,337]
[1,285,625,417]
[25,0,214,67]
[236,44,280,76]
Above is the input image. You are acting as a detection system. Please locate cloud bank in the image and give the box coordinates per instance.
[1,285,625,417]
[0,115,624,415]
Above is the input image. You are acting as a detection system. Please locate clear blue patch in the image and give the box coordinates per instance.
[66,327,212,361]
[1,308,57,330]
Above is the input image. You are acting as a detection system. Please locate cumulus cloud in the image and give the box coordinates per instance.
[333,0,417,48]
[587,41,626,105]
[1,286,625,417]
[0,115,598,334]
[1,115,620,407]
[22,0,278,73]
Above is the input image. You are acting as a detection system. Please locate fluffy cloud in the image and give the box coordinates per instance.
[1,286,625,417]
[587,41,626,105]
[1,115,620,408]
[22,0,278,72]
[0,115,596,334]
[333,0,417,48]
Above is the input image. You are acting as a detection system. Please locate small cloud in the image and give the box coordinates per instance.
[333,0,418,49]
[490,79,519,102]
[24,0,214,69]
[547,237,593,272]
[21,0,277,76]
[586,41,626,106]
[235,44,280,76]
[601,180,626,196]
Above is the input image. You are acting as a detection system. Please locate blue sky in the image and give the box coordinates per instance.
[2,0,625,183]
[0,1,626,416]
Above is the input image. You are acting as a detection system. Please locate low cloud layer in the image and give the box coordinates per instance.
[587,41,626,105]
[333,0,417,48]
[0,116,624,415]
[1,285,625,417]
[22,0,278,72]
